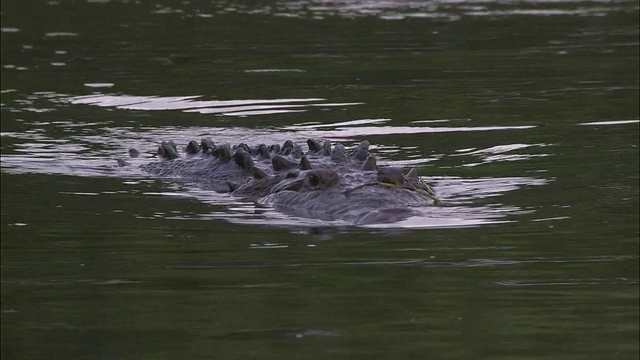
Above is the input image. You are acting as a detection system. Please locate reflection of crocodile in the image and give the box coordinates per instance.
[126,138,438,225]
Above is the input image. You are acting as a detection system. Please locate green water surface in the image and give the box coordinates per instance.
[1,1,638,359]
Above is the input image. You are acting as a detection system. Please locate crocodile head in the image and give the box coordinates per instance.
[270,169,340,193]
[376,167,437,201]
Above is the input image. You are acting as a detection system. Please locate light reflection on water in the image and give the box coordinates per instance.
[2,92,556,229]
[54,93,357,116]
[147,0,638,20]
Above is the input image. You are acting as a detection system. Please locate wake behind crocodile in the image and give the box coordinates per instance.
[0,129,548,228]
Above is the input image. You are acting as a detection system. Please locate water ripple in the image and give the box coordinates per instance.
[282,124,537,138]
[151,0,638,20]
[1,123,550,229]
[165,255,632,269]
[496,278,638,287]
[2,279,144,286]
[578,119,639,126]
[53,93,358,116]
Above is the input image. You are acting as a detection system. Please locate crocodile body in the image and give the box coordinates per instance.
[130,138,438,225]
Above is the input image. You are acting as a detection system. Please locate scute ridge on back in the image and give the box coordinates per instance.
[133,138,438,225]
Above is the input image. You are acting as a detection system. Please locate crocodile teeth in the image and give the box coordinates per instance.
[186,140,200,154]
[362,155,377,171]
[331,143,347,163]
[233,148,254,171]
[299,155,313,170]
[272,155,297,171]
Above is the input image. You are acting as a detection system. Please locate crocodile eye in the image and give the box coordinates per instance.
[308,173,320,187]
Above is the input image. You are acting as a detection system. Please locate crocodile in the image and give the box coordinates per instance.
[124,138,438,225]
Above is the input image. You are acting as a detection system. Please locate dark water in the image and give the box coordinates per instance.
[1,1,638,359]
